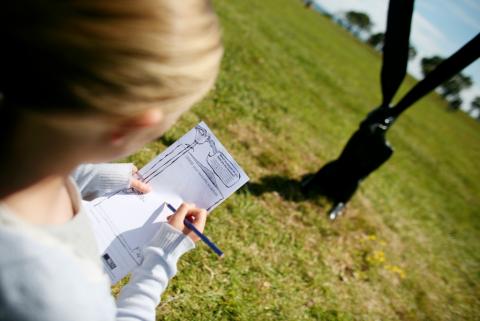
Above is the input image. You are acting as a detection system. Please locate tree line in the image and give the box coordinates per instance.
[305,3,480,119]
[344,10,479,118]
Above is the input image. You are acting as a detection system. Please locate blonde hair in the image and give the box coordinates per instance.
[1,0,223,117]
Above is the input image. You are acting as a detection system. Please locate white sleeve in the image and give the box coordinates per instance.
[116,223,195,321]
[71,163,134,200]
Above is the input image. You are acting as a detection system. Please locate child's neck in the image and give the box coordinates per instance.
[1,175,75,225]
[0,115,78,225]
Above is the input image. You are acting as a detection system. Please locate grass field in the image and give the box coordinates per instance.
[114,0,480,320]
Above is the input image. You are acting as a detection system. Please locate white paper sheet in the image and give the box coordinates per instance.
[84,122,249,283]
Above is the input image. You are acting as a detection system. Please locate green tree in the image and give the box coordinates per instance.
[448,96,463,111]
[304,0,313,9]
[421,55,473,109]
[368,33,416,60]
[408,45,417,60]
[345,11,372,36]
[421,56,443,75]
[470,96,480,119]
[367,32,384,50]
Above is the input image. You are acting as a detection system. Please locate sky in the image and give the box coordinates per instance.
[313,0,480,115]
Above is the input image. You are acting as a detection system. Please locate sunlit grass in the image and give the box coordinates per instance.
[114,0,480,320]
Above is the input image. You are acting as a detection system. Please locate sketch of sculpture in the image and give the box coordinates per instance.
[142,126,211,183]
[141,125,241,189]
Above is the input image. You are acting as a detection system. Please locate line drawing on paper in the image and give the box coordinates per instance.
[141,126,211,183]
[98,202,167,266]
[141,125,242,190]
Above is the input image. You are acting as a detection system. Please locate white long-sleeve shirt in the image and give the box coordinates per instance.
[0,164,195,321]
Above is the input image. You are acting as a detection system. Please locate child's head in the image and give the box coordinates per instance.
[1,0,222,164]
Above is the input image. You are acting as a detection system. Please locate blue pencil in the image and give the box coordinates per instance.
[166,203,224,257]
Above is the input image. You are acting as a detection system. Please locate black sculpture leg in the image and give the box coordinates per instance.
[302,116,394,219]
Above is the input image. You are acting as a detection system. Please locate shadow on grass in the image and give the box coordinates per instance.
[247,173,330,207]
[158,135,178,146]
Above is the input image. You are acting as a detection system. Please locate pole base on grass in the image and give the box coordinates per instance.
[328,202,345,220]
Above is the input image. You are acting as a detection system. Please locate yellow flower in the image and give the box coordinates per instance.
[385,264,406,279]
[367,250,385,265]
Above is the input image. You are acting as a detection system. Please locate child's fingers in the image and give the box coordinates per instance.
[130,178,151,193]
[131,164,146,182]
[168,203,193,228]
[167,203,208,241]
[186,209,207,233]
[183,208,207,242]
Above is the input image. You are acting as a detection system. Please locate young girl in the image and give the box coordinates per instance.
[0,1,222,320]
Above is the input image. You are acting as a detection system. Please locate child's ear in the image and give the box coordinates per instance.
[125,108,164,128]
[110,108,163,145]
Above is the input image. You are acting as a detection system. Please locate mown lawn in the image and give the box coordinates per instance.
[115,0,480,320]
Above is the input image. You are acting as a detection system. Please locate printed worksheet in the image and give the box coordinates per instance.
[84,122,249,283]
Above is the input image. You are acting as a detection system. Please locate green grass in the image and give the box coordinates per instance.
[114,0,480,320]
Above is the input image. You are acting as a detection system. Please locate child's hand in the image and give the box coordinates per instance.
[167,203,207,242]
[130,165,151,193]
